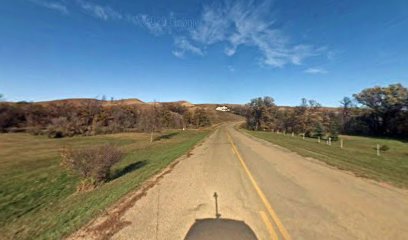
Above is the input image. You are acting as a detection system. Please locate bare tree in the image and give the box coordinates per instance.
[145,101,162,143]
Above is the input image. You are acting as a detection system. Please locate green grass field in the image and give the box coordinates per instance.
[244,130,408,188]
[0,130,210,240]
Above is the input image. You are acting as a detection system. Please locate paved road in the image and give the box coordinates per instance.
[72,124,408,240]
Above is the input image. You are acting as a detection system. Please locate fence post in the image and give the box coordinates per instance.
[292,132,294,137]
[329,137,332,146]
[340,139,343,149]
[377,144,380,156]
[302,134,305,140]
[318,136,320,143]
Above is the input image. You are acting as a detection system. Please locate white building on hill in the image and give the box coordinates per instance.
[215,106,230,112]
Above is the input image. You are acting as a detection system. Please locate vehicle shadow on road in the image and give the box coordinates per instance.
[184,218,258,240]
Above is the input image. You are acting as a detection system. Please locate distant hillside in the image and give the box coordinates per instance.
[36,98,145,107]
[8,98,340,111]
[35,99,245,123]
[103,98,145,106]
[36,98,99,107]
[177,100,194,107]
[149,100,194,107]
[6,98,339,118]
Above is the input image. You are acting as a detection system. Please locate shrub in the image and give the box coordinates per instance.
[61,144,124,191]
[47,117,69,138]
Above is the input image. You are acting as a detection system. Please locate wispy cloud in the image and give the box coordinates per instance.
[76,1,169,35]
[304,67,328,74]
[28,0,327,68]
[29,0,68,15]
[126,14,168,35]
[76,0,122,21]
[188,0,325,67]
[172,37,204,58]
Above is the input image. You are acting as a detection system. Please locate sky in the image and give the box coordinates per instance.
[1,0,408,106]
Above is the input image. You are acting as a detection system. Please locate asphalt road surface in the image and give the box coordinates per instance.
[71,123,408,240]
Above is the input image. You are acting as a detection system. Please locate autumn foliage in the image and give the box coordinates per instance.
[0,100,211,137]
[244,84,408,138]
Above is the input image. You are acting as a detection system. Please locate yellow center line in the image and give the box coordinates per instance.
[259,211,279,240]
[227,132,292,240]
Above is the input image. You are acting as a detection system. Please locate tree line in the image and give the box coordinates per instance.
[239,83,408,139]
[0,100,212,138]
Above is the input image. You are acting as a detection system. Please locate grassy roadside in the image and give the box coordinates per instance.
[243,129,408,188]
[0,129,210,240]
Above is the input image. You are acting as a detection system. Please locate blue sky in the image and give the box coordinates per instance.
[1,0,408,106]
